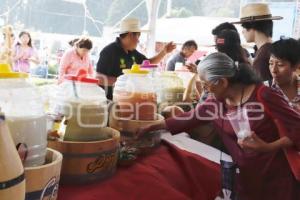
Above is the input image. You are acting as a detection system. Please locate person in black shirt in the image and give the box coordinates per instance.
[96,18,176,100]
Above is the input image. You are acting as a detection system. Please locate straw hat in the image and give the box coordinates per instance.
[232,3,283,24]
[114,18,148,34]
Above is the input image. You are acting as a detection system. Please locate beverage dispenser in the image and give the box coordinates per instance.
[0,64,47,167]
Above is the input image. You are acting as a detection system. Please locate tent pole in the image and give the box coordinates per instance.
[145,0,161,57]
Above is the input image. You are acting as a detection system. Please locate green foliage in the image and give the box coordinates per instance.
[169,7,193,18]
[1,0,245,36]
[48,63,58,76]
[106,0,148,26]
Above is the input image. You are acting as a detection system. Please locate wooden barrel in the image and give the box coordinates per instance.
[109,109,165,155]
[0,114,25,200]
[48,127,120,184]
[109,103,164,138]
[24,148,62,200]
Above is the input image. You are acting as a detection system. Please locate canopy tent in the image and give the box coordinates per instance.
[145,0,161,56]
[294,0,300,37]
[145,16,242,46]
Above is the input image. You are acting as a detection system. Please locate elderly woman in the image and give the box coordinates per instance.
[138,52,300,200]
[268,38,300,111]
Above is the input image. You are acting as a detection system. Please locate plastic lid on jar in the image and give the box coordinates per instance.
[64,68,98,84]
[140,60,158,69]
[0,63,28,78]
[123,64,149,74]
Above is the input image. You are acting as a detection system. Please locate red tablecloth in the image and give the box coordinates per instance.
[58,141,221,200]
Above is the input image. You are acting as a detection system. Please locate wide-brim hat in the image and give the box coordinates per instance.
[114,18,149,34]
[232,3,283,24]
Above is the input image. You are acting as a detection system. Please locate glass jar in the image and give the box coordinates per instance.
[156,71,185,104]
[51,68,108,141]
[0,64,47,167]
[113,64,157,121]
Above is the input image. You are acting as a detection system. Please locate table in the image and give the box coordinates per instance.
[58,134,221,200]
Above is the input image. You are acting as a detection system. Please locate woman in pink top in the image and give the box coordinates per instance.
[12,31,39,73]
[58,37,94,83]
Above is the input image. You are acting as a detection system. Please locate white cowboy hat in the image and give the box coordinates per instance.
[114,18,148,34]
[232,3,283,24]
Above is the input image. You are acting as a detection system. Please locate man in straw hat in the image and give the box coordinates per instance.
[232,3,283,82]
[96,18,176,100]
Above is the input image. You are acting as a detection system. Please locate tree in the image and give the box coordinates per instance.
[106,0,148,26]
[1,0,243,36]
[169,7,193,18]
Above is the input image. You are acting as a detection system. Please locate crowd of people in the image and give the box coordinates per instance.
[138,3,300,200]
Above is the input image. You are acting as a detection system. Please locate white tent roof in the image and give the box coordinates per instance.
[147,16,245,46]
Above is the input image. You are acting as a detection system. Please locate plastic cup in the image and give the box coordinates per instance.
[226,108,251,142]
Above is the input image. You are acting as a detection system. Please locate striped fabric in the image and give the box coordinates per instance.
[264,76,300,111]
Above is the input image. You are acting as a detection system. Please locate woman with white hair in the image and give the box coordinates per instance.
[138,52,300,200]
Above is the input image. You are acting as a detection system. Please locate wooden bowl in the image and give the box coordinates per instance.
[24,148,62,200]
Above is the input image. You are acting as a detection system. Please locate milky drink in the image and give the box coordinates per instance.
[0,65,47,168]
[6,115,47,167]
[227,107,251,143]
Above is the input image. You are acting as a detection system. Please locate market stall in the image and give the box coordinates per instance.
[58,136,221,200]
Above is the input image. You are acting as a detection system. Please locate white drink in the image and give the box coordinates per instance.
[237,130,251,143]
[6,115,47,167]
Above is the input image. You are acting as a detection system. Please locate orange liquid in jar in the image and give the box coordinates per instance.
[114,91,157,120]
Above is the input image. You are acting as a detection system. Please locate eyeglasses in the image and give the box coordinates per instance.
[199,79,219,91]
